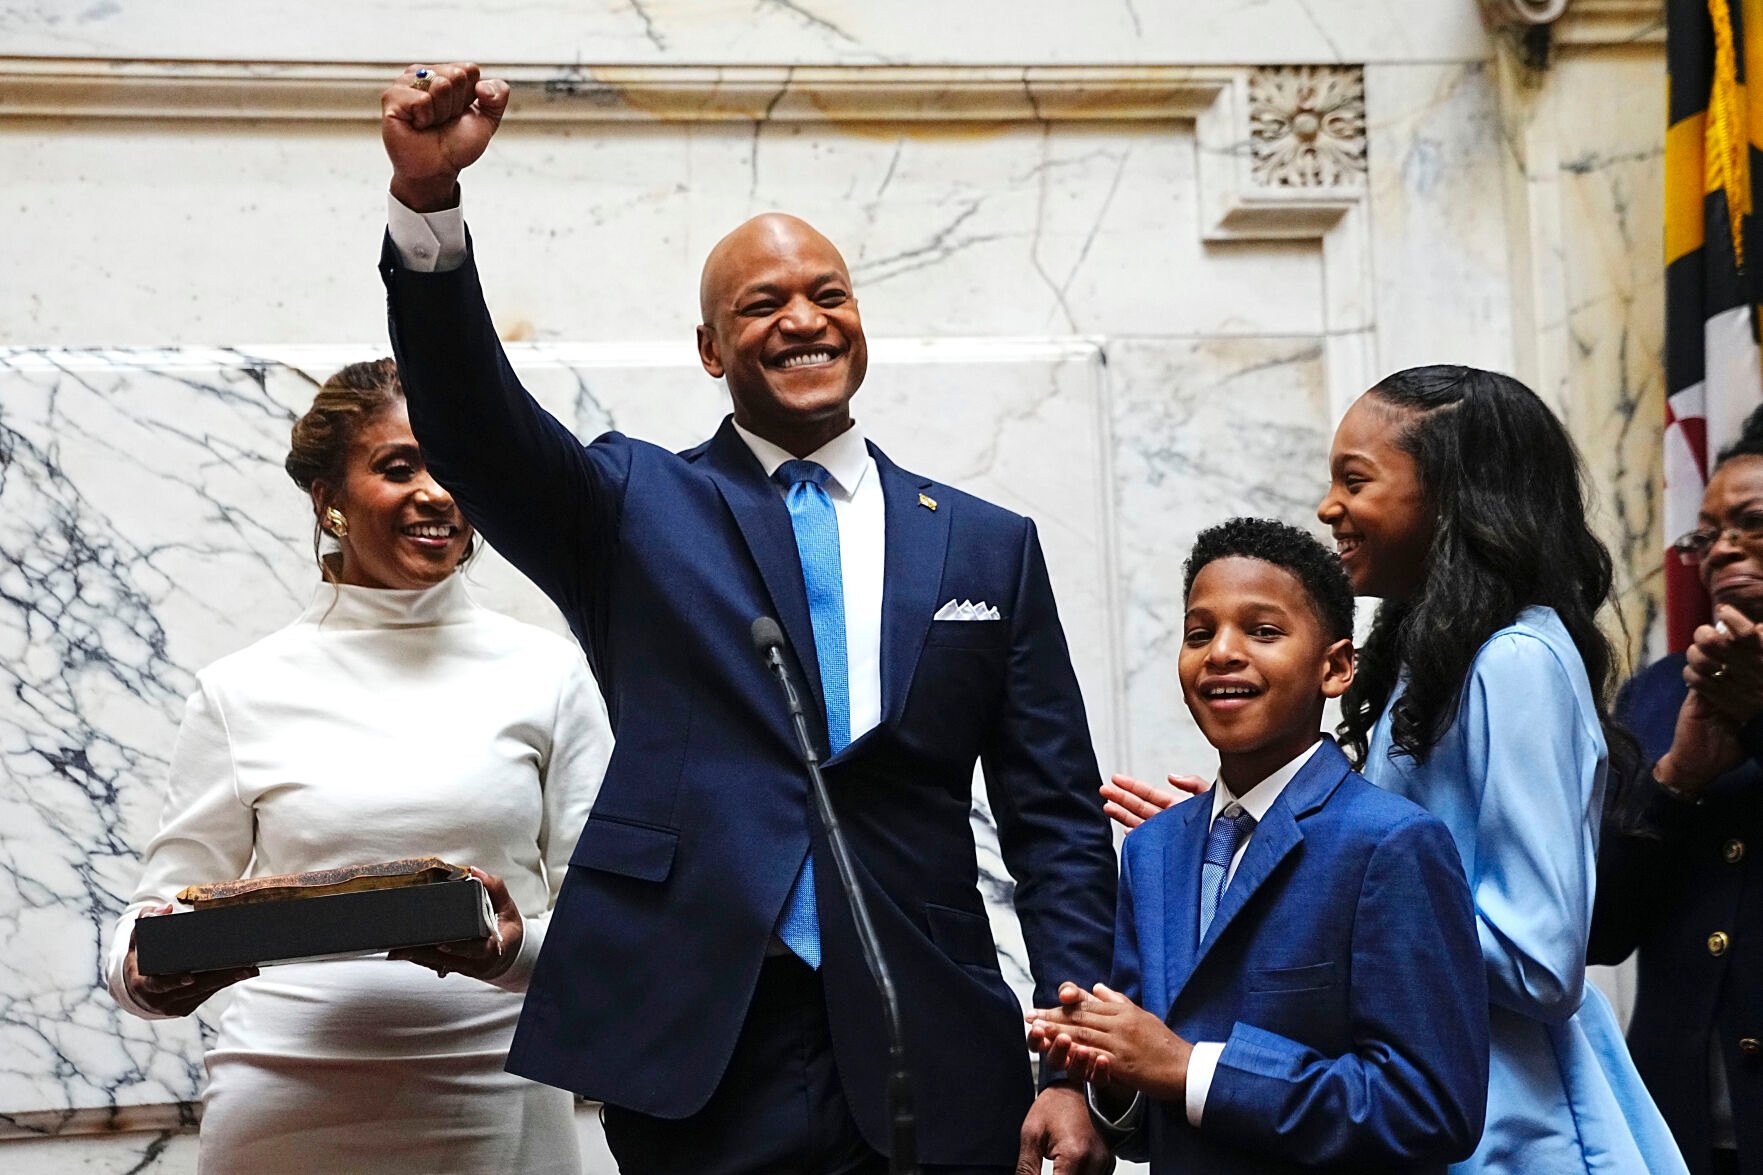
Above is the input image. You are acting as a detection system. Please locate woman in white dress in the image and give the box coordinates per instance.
[105,358,611,1174]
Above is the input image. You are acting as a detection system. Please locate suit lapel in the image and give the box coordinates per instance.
[1176,740,1353,1000]
[873,444,950,727]
[703,418,824,717]
[1158,794,1213,1016]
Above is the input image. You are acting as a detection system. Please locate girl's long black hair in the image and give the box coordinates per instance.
[1335,366,1637,787]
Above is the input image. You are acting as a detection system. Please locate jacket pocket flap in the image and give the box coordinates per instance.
[569,817,679,883]
[1247,961,1337,993]
[924,902,1000,969]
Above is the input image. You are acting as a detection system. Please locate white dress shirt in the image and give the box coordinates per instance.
[731,420,885,742]
[385,192,888,743]
[1093,738,1325,1135]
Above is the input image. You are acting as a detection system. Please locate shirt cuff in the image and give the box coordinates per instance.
[1185,1040,1225,1127]
[482,912,545,993]
[1086,1083,1144,1136]
[386,192,467,273]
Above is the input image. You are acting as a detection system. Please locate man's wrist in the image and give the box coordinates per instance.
[1147,1033,1192,1101]
[389,174,461,214]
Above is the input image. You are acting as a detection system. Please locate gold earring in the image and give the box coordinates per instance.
[323,507,349,538]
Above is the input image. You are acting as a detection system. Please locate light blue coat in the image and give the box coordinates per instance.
[1366,606,1687,1174]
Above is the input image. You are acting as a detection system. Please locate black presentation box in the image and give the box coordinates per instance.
[134,878,492,976]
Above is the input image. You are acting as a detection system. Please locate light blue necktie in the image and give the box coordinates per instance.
[771,459,849,969]
[1199,802,1256,940]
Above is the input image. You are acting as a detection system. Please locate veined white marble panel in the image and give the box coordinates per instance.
[0,339,1119,1129]
[1,1,1490,66]
[1366,62,1517,379]
[1,117,1323,346]
[1104,336,1335,786]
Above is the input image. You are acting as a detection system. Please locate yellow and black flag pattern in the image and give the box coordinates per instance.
[1665,0,1763,649]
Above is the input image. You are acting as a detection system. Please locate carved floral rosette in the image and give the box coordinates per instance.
[1248,66,1367,189]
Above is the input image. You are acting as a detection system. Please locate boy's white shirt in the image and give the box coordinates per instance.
[1091,737,1324,1133]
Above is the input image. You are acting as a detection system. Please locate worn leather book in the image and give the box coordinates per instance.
[177,857,467,908]
[136,859,491,976]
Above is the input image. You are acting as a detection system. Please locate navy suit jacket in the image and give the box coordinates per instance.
[1111,739,1489,1172]
[1590,654,1763,1172]
[381,241,1118,1165]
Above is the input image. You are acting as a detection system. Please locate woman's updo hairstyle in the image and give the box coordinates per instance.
[286,359,407,581]
[286,358,404,493]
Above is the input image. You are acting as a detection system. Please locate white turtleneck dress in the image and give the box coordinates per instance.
[105,576,612,1174]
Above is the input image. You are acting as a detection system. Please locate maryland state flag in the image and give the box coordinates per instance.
[1666,0,1763,649]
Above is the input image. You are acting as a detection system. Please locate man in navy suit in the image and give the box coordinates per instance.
[377,63,1118,1173]
[1028,519,1488,1172]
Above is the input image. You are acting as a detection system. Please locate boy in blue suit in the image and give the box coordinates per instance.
[1029,518,1489,1172]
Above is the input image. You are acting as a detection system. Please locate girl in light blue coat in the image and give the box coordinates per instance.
[1318,365,1685,1175]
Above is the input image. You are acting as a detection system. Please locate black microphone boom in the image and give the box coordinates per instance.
[749,616,918,1175]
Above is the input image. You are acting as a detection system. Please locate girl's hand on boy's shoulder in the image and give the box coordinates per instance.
[1026,982,1191,1101]
[1101,773,1205,831]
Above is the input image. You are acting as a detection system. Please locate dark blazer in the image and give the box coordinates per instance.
[1590,653,1763,1174]
[380,241,1118,1166]
[1109,738,1488,1172]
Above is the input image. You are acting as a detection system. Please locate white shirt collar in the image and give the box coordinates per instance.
[1209,738,1325,824]
[732,418,871,499]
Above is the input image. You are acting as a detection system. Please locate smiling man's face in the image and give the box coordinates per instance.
[695,214,869,454]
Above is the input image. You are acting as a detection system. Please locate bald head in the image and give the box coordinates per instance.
[691,211,868,457]
[699,213,852,323]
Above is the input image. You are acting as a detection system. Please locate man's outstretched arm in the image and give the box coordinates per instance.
[379,63,627,613]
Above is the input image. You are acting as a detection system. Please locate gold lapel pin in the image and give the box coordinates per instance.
[918,493,938,511]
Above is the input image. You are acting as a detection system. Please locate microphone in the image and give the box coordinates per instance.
[750,617,918,1175]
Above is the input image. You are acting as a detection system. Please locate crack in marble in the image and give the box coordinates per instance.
[625,0,667,52]
[757,0,860,45]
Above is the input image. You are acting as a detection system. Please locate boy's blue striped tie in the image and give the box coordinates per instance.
[1200,802,1256,940]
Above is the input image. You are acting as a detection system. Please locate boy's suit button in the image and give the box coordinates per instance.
[1739,1037,1761,1057]
[1709,931,1731,956]
[1724,838,1746,864]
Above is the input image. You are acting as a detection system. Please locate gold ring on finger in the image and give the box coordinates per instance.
[409,68,433,92]
[1713,665,1728,679]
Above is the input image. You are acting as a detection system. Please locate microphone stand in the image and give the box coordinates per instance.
[752,617,918,1175]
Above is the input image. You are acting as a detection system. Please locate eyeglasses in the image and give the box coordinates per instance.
[1673,510,1763,563]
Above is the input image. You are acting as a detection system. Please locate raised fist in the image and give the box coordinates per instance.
[381,63,510,212]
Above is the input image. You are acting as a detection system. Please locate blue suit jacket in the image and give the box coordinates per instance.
[1112,739,1489,1172]
[381,242,1118,1165]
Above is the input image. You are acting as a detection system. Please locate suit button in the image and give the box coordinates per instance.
[1741,1037,1762,1057]
[1710,931,1731,956]
[1725,839,1746,864]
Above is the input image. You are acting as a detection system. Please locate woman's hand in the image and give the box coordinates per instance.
[391,867,523,982]
[123,905,258,1017]
[1100,773,1205,831]
[1685,603,1763,724]
[1656,687,1745,801]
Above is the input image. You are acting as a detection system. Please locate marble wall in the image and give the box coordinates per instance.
[0,1,1671,1169]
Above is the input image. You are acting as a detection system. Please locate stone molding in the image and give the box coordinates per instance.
[1478,0,1663,46]
[0,53,1378,476]
[0,54,1376,467]
[0,58,1371,242]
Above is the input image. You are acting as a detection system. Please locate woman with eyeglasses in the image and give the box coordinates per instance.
[1588,407,1763,1175]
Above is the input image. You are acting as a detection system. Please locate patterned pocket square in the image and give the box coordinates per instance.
[933,598,1001,621]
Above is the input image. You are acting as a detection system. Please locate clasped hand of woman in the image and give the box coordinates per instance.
[389,866,524,982]
[1663,602,1763,799]
[122,906,259,1018]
